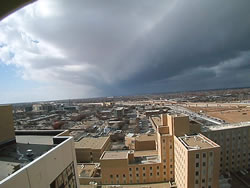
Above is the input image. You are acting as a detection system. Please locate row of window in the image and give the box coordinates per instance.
[196,162,207,168]
[196,152,213,159]
[129,165,162,171]
[110,171,165,179]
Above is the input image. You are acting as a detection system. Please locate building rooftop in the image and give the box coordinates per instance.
[16,135,54,145]
[101,151,128,160]
[136,134,156,142]
[77,164,97,177]
[134,150,158,157]
[130,155,160,165]
[0,135,55,181]
[75,136,109,150]
[116,107,124,111]
[178,134,219,150]
[126,133,135,138]
[202,121,250,132]
[151,116,161,128]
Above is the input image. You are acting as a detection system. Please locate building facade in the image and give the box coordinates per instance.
[0,106,80,188]
[202,123,250,174]
[75,136,111,163]
[174,134,220,188]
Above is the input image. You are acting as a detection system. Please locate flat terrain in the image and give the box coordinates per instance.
[186,104,250,123]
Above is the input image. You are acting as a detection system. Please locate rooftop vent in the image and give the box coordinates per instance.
[26,149,34,157]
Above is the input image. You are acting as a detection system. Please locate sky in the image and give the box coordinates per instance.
[0,0,250,104]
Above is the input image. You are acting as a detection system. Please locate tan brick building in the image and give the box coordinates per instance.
[99,113,192,185]
[174,134,220,188]
[75,136,111,163]
[125,133,156,151]
[202,122,250,174]
[0,106,15,146]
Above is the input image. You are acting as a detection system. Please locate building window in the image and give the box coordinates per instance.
[150,173,153,176]
[123,174,126,178]
[195,171,199,176]
[196,163,199,167]
[136,174,139,177]
[110,175,113,178]
[130,174,132,177]
[196,154,199,159]
[143,167,145,170]
[202,179,205,183]
[129,168,132,171]
[116,174,119,178]
[203,153,206,158]
[210,152,213,157]
[150,167,152,170]
[143,173,145,176]
[157,166,159,170]
[50,162,76,188]
[195,180,198,184]
[164,165,166,169]
[170,165,172,168]
[164,171,166,175]
[203,162,206,167]
[136,167,139,171]
[163,139,165,143]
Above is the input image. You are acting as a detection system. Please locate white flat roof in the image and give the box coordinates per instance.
[202,121,250,132]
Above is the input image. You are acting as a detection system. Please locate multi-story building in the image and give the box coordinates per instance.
[100,150,163,185]
[202,122,250,174]
[125,133,156,151]
[0,105,80,188]
[75,136,111,163]
[114,107,124,119]
[98,113,192,185]
[174,134,220,188]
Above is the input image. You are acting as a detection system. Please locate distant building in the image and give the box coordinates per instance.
[32,104,43,112]
[63,106,79,111]
[24,105,33,112]
[114,107,124,119]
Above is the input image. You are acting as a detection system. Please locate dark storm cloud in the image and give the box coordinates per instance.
[115,0,250,94]
[1,0,250,100]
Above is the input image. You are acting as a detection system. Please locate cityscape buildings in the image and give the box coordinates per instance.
[0,106,80,188]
